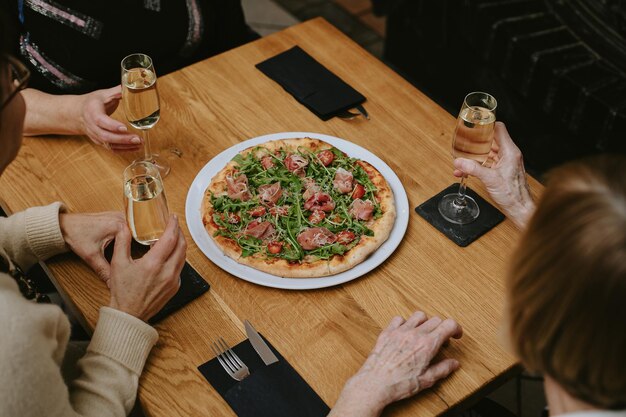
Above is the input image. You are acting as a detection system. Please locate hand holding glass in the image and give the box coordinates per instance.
[124,161,169,245]
[121,53,170,176]
[438,92,497,224]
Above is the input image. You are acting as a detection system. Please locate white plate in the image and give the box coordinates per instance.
[185,132,409,290]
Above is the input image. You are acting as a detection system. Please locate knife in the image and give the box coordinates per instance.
[244,320,279,365]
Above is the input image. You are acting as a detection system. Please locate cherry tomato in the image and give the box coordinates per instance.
[268,241,284,254]
[249,206,266,217]
[336,230,356,245]
[351,183,365,200]
[317,150,335,166]
[308,210,326,224]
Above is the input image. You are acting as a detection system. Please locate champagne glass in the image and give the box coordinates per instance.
[124,161,169,245]
[438,92,497,224]
[121,53,170,177]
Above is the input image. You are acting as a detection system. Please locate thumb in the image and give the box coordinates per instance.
[112,224,132,266]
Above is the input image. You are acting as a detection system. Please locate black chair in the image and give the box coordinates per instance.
[375,0,626,175]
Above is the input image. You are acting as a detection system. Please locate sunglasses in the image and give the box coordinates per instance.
[0,55,30,110]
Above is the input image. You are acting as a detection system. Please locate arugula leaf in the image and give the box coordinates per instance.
[212,142,384,262]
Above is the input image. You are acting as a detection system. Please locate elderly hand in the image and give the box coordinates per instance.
[108,215,186,322]
[453,122,535,229]
[59,211,126,284]
[329,312,463,417]
[79,85,142,152]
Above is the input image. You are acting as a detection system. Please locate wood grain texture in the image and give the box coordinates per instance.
[0,18,543,416]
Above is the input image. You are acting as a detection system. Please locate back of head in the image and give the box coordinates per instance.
[507,155,626,409]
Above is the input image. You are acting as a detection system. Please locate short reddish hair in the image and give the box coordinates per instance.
[507,155,626,409]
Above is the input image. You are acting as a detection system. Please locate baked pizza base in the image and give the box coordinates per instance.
[201,138,396,278]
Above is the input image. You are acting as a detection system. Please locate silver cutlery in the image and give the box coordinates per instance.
[244,320,279,365]
[211,337,250,381]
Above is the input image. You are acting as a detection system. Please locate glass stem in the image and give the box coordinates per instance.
[143,128,152,162]
[455,175,468,206]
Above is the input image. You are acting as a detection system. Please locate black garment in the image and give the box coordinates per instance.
[8,0,257,94]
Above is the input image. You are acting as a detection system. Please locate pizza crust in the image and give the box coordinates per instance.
[202,138,396,278]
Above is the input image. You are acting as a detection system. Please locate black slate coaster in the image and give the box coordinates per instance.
[148,262,210,324]
[415,184,505,247]
[104,243,210,324]
[198,335,329,417]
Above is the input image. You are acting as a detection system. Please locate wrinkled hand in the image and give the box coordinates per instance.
[329,312,463,417]
[79,85,142,152]
[453,122,535,229]
[60,211,126,283]
[108,215,186,322]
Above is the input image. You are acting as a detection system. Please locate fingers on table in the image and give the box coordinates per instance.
[403,311,428,328]
[386,315,406,330]
[418,358,461,389]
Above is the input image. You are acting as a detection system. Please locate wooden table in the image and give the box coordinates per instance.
[0,18,541,416]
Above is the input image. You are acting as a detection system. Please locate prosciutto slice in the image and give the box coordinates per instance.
[244,220,275,239]
[226,174,252,201]
[296,227,337,250]
[261,155,275,170]
[257,182,282,205]
[269,205,290,216]
[284,154,308,176]
[333,168,354,194]
[349,199,375,221]
[304,192,335,212]
[302,177,321,200]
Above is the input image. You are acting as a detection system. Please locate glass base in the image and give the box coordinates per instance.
[135,153,171,178]
[438,193,480,225]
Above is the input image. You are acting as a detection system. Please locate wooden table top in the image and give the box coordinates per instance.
[0,18,541,417]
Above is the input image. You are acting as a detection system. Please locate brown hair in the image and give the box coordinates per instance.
[507,155,626,409]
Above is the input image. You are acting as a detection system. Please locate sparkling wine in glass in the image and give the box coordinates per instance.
[121,53,170,177]
[124,161,169,245]
[438,92,497,224]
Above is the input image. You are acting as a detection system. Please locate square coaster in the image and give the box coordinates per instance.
[415,184,505,247]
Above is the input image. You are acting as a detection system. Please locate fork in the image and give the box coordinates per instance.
[211,337,250,381]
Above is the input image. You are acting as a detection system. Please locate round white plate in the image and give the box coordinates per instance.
[185,132,409,290]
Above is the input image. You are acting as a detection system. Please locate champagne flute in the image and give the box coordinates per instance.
[124,161,169,245]
[121,53,170,177]
[438,92,497,224]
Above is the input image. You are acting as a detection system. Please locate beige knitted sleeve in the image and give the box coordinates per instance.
[0,202,67,270]
[0,288,158,417]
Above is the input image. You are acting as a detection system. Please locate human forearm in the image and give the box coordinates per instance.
[22,88,83,136]
[21,86,142,151]
[65,307,158,417]
[0,203,67,270]
[504,191,535,230]
[328,374,387,417]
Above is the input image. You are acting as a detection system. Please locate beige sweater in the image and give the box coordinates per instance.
[0,203,158,417]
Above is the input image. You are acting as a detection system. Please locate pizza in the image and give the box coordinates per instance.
[201,138,396,277]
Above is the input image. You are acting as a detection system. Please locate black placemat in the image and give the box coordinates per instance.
[415,184,505,247]
[149,262,210,324]
[256,46,366,120]
[198,335,329,417]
